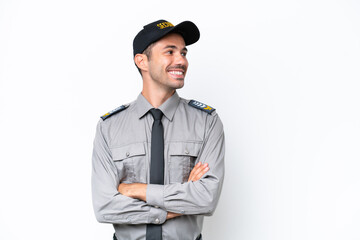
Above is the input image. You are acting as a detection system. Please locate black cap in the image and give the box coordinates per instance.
[133,20,200,56]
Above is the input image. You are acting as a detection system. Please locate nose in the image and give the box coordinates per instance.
[174,52,188,67]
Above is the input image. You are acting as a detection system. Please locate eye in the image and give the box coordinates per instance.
[181,52,187,56]
[167,50,173,54]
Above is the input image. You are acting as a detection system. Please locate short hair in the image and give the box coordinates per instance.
[136,42,155,75]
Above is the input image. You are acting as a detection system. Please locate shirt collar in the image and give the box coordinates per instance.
[136,91,180,121]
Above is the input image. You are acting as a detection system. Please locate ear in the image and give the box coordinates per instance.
[134,54,148,73]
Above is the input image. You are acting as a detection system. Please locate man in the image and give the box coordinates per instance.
[91,19,225,240]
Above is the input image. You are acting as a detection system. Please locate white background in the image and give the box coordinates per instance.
[1,0,359,239]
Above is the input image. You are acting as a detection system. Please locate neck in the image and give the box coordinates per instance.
[141,85,175,108]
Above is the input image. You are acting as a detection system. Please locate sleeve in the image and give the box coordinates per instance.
[91,120,167,224]
[146,113,225,216]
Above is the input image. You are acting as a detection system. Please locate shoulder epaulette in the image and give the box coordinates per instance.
[100,104,129,120]
[188,100,215,114]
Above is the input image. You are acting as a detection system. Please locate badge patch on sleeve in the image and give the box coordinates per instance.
[188,100,215,114]
[100,104,129,120]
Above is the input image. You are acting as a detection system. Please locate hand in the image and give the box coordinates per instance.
[166,163,209,220]
[118,183,147,201]
[188,162,209,182]
[118,163,209,220]
[166,211,182,220]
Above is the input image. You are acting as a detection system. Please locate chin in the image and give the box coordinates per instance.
[166,78,184,90]
[175,84,184,89]
[174,81,185,89]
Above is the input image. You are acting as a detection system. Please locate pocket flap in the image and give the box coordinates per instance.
[111,143,145,161]
[169,142,202,157]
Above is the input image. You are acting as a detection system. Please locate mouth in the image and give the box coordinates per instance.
[167,67,186,80]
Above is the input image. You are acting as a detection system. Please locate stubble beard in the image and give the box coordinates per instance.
[149,65,186,91]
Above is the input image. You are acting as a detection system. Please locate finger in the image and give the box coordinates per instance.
[188,162,202,181]
[189,162,201,177]
[188,162,204,182]
[188,163,208,182]
[193,166,209,181]
[192,165,209,181]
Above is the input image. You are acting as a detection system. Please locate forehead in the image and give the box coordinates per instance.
[152,33,186,50]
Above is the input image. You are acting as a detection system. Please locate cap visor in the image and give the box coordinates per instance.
[168,21,200,46]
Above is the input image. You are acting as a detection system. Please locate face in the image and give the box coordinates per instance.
[146,33,188,91]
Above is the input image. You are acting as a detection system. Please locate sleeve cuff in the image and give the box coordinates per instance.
[146,184,165,209]
[148,205,167,224]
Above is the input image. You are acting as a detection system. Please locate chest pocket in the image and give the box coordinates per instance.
[168,142,202,183]
[111,143,146,183]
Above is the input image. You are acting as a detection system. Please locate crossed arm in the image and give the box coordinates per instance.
[92,114,224,224]
[117,162,209,219]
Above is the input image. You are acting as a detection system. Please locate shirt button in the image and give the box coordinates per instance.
[185,150,189,155]
[126,152,130,157]
[155,218,160,224]
[154,206,159,208]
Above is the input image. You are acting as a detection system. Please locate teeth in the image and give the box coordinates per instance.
[169,71,183,75]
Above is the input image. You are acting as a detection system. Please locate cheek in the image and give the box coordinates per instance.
[149,61,162,73]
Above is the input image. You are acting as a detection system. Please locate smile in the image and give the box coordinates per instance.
[168,71,184,76]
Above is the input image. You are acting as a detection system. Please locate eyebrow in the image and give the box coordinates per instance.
[163,45,188,52]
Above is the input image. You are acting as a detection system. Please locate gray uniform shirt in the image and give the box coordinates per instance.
[91,92,225,240]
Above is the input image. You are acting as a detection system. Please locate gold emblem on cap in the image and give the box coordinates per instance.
[157,22,174,29]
